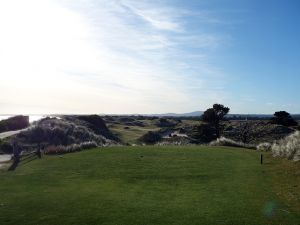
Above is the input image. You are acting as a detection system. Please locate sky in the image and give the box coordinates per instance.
[0,0,299,114]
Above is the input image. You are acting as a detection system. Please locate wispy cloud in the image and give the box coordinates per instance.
[120,0,183,32]
[0,0,231,114]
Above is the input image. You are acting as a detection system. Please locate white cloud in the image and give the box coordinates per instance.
[0,0,228,114]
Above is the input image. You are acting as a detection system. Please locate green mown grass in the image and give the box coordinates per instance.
[107,119,200,144]
[264,154,300,213]
[0,146,299,225]
[108,124,160,144]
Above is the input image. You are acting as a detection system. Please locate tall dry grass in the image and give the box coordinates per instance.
[209,137,256,149]
[271,131,300,161]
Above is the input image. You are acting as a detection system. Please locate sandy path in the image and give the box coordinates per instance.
[0,154,12,169]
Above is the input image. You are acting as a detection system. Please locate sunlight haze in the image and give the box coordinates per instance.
[0,0,299,114]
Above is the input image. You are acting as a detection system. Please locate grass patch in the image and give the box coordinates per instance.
[109,124,160,144]
[0,146,299,225]
[107,119,199,144]
[264,153,300,213]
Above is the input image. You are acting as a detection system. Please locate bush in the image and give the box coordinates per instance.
[210,137,256,149]
[271,131,300,161]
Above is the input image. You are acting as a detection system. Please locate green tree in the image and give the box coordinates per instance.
[271,111,297,127]
[202,104,230,138]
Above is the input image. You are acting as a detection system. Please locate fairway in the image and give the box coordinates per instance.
[0,146,299,225]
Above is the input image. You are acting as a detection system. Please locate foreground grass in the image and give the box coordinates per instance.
[265,154,300,213]
[0,146,299,225]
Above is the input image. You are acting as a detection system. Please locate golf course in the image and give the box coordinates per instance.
[0,146,299,225]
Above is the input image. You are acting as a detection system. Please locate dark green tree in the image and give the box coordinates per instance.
[202,104,230,138]
[271,111,297,127]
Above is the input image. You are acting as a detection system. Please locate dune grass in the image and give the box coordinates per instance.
[0,146,299,225]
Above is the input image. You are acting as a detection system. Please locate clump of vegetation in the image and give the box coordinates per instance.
[138,131,162,144]
[209,137,256,149]
[272,131,300,161]
[271,111,298,127]
[0,115,29,133]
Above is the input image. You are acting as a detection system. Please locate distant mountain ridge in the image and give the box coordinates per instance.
[149,111,203,117]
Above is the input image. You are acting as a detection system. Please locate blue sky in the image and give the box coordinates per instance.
[0,0,299,114]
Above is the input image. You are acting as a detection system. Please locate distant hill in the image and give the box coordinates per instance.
[150,111,203,117]
[0,115,29,133]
